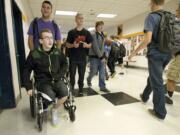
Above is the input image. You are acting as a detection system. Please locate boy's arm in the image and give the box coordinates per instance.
[28,35,34,51]
[91,34,103,58]
[23,52,34,92]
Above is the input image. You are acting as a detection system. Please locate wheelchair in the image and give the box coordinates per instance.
[29,77,76,132]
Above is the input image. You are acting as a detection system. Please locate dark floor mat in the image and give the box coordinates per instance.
[73,87,99,97]
[101,92,140,106]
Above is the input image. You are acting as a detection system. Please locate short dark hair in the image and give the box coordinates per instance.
[151,0,165,5]
[95,21,104,28]
[42,0,52,8]
[39,29,53,39]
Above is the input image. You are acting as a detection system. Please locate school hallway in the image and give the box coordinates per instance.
[1,0,180,135]
[1,57,180,135]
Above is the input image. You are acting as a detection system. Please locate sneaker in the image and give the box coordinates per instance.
[168,91,174,97]
[100,88,110,93]
[148,109,165,120]
[165,96,173,105]
[78,88,83,96]
[58,108,69,121]
[87,79,92,87]
[140,94,148,103]
[106,75,109,80]
[51,108,59,126]
[111,72,116,78]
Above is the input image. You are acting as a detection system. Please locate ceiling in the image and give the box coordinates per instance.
[27,0,172,34]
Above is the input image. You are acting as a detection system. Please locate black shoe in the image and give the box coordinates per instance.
[111,72,116,78]
[168,91,174,97]
[119,72,124,75]
[106,75,109,80]
[100,88,110,93]
[78,88,83,96]
[140,94,148,103]
[87,79,92,88]
[165,96,173,105]
[148,109,165,120]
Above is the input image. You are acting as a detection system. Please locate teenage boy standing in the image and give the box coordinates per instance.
[66,13,93,95]
[28,0,61,50]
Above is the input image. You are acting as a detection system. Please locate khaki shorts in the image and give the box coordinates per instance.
[166,55,180,83]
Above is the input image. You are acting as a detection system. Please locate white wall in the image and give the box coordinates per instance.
[104,26,117,36]
[123,0,179,35]
[105,0,180,36]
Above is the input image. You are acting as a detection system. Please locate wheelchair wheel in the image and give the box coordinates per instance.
[69,106,76,122]
[64,100,70,110]
[30,96,36,118]
[37,113,43,132]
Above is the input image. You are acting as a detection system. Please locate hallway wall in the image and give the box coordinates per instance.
[105,0,179,36]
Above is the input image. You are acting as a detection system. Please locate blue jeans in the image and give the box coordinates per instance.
[142,49,171,118]
[87,58,106,89]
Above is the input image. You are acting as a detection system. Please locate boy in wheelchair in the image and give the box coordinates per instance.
[23,28,68,125]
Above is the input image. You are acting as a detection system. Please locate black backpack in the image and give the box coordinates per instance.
[153,11,180,54]
[117,42,126,57]
[110,42,120,58]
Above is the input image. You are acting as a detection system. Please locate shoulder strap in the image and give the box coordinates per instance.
[32,17,39,37]
[52,20,59,38]
[95,32,104,40]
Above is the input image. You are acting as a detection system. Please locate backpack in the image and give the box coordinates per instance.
[117,41,126,57]
[153,11,180,54]
[32,17,59,39]
[110,42,121,58]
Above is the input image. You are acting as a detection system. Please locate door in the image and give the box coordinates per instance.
[0,0,16,108]
[11,0,26,89]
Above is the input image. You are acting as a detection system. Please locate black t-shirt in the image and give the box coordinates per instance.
[66,28,93,62]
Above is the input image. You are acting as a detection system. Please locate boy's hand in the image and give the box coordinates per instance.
[73,41,79,48]
[27,89,33,96]
[81,42,89,48]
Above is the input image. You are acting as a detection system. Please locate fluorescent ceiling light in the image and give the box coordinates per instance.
[88,27,95,31]
[55,11,77,16]
[97,14,117,18]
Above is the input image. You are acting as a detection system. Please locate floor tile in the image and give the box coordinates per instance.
[73,87,99,97]
[101,92,140,106]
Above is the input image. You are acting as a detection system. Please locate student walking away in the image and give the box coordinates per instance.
[128,0,172,120]
[27,0,61,50]
[104,37,112,80]
[114,37,126,74]
[165,3,180,105]
[87,21,110,93]
[66,13,93,96]
[107,36,119,78]
[23,29,68,126]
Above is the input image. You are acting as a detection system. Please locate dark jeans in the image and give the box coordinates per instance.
[107,56,116,74]
[142,51,171,118]
[69,61,86,89]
